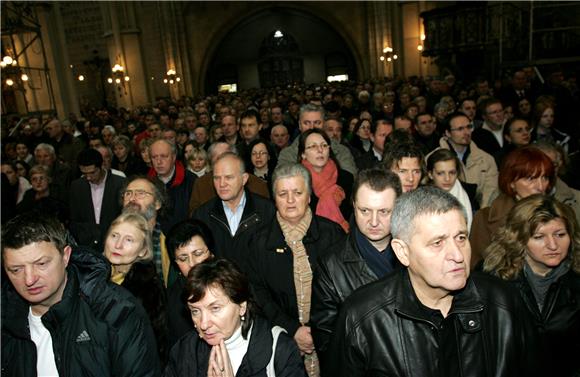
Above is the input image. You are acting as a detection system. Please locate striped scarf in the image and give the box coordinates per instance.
[277,208,320,377]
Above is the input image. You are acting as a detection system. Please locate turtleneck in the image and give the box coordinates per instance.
[225,323,252,375]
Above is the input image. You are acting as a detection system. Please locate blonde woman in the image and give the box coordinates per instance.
[483,195,579,377]
[104,212,168,364]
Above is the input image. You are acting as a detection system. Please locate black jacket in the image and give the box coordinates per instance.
[166,276,194,348]
[513,269,580,377]
[121,260,169,365]
[192,190,276,272]
[1,248,161,377]
[247,215,346,336]
[163,316,306,377]
[328,270,540,377]
[310,234,401,371]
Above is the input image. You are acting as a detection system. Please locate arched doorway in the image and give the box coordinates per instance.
[205,7,357,93]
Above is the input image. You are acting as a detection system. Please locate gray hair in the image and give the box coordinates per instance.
[214,151,245,175]
[34,143,55,156]
[149,137,177,156]
[391,186,467,243]
[102,125,116,135]
[271,163,312,196]
[299,103,325,121]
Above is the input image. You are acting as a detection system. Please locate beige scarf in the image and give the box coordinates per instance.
[277,208,320,377]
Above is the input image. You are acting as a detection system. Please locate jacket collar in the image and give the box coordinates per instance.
[487,193,515,223]
[147,160,186,188]
[210,189,256,223]
[395,269,484,323]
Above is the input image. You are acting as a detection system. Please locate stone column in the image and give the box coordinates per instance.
[101,2,152,108]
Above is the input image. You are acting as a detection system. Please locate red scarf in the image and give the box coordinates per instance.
[302,159,349,232]
[148,160,185,188]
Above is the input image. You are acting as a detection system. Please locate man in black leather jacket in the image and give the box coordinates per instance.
[310,168,402,374]
[1,212,161,377]
[328,187,540,377]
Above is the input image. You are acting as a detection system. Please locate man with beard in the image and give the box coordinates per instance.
[120,176,177,288]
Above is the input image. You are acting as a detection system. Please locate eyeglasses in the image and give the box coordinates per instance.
[305,143,330,151]
[175,248,209,263]
[449,124,474,132]
[252,151,269,157]
[123,190,154,199]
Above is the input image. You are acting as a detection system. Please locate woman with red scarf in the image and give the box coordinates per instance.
[298,129,353,232]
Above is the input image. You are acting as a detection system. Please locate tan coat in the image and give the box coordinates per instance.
[469,193,515,268]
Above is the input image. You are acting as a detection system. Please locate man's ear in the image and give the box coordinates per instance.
[242,172,249,186]
[391,238,410,267]
[63,245,72,267]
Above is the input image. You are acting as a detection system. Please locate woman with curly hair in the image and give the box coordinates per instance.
[483,194,579,377]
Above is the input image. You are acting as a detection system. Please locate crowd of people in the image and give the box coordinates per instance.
[1,68,579,377]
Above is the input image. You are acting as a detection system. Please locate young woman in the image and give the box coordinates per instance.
[426,149,474,229]
[483,195,579,377]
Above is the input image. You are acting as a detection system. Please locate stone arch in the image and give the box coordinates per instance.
[185,3,364,94]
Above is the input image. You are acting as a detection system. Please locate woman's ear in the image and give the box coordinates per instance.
[240,301,247,317]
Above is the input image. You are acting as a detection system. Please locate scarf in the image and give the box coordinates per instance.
[147,160,186,188]
[524,259,570,313]
[277,208,320,377]
[302,159,349,232]
[354,227,398,278]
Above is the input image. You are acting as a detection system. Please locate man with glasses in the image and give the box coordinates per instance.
[69,148,126,250]
[435,112,498,207]
[120,176,178,288]
[276,104,357,175]
[472,98,506,158]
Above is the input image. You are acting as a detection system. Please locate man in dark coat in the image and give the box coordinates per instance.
[192,152,275,270]
[69,148,125,249]
[328,187,540,377]
[148,138,196,233]
[1,212,160,376]
[311,169,402,373]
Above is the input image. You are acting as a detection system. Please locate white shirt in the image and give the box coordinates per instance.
[482,122,504,147]
[29,308,59,376]
[225,325,251,375]
[223,191,247,236]
[90,170,107,224]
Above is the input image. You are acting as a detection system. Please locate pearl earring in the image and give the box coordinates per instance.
[241,314,245,322]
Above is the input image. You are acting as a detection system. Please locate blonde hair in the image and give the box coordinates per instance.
[483,194,580,280]
[107,212,153,263]
[187,147,210,172]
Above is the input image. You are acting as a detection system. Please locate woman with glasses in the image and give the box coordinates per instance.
[297,129,352,232]
[104,212,168,365]
[165,219,215,347]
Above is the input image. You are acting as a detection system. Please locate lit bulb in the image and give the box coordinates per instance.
[393,55,398,60]
[169,79,174,84]
[21,74,29,81]
[6,78,14,86]
[124,76,130,82]
[421,34,426,41]
[107,78,113,84]
[417,45,423,51]
[78,75,85,81]
[386,47,393,53]
[383,48,388,53]
[151,77,155,80]
[11,60,17,66]
[387,57,392,62]
[115,78,121,84]
[163,78,168,84]
[380,56,385,61]
[176,77,181,82]
[0,61,6,68]
[3,56,13,65]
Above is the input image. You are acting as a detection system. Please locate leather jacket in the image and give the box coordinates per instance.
[515,269,580,377]
[311,233,401,372]
[328,270,540,377]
